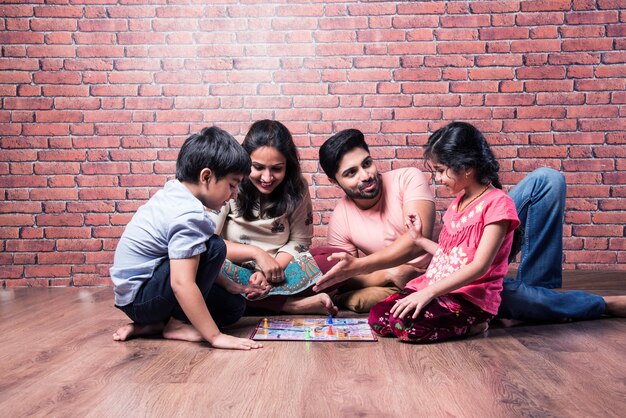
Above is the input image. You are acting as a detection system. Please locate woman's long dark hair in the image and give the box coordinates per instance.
[425,121,502,189]
[237,120,307,221]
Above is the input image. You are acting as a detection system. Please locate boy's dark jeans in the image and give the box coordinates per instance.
[117,236,246,328]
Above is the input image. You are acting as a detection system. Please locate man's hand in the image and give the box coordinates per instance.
[313,252,364,292]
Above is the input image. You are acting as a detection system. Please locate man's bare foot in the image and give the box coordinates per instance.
[498,318,525,328]
[604,295,626,317]
[283,293,339,315]
[467,321,489,337]
[162,318,203,342]
[113,322,164,341]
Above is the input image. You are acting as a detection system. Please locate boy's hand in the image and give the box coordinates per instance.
[209,333,263,350]
[246,272,271,299]
[218,274,246,294]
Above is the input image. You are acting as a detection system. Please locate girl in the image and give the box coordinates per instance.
[368,121,520,342]
[211,120,338,315]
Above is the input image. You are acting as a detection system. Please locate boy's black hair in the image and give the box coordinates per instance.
[425,121,502,189]
[176,126,251,183]
[237,119,307,221]
[319,129,369,181]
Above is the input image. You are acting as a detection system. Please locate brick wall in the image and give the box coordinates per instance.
[1,0,625,287]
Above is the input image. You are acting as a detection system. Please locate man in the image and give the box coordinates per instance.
[314,128,626,321]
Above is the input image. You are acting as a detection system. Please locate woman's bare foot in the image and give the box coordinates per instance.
[162,318,204,342]
[283,293,339,315]
[113,322,164,341]
[604,295,626,317]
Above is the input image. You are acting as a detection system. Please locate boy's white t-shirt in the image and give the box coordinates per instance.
[110,180,216,306]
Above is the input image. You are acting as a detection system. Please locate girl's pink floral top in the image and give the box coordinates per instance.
[406,188,520,315]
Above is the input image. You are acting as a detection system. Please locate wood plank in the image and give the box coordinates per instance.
[1,282,625,417]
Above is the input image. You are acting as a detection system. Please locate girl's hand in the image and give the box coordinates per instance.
[246,272,271,299]
[405,214,423,243]
[254,250,285,283]
[390,290,434,319]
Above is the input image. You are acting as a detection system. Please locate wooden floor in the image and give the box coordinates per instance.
[2,272,625,417]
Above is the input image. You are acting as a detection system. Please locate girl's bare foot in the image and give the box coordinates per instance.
[604,295,626,317]
[162,318,203,342]
[113,322,164,341]
[283,293,339,315]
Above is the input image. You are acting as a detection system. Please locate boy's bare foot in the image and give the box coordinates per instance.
[604,295,626,317]
[113,322,164,341]
[162,318,203,342]
[283,293,339,315]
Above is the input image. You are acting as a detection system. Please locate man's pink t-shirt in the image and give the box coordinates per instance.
[327,167,435,271]
[405,188,520,315]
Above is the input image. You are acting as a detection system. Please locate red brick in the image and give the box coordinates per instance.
[530,26,559,39]
[0,266,24,279]
[504,119,552,132]
[566,251,616,263]
[6,240,55,252]
[79,187,126,200]
[437,41,486,55]
[25,265,72,278]
[517,106,566,118]
[522,0,571,12]
[0,214,34,226]
[469,1,518,13]
[516,13,565,26]
[566,11,619,24]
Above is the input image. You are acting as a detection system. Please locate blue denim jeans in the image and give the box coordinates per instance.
[117,236,246,328]
[499,168,606,322]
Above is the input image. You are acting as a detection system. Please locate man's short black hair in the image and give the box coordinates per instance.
[176,126,251,183]
[319,129,369,181]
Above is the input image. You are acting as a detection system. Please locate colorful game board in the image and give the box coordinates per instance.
[250,317,378,342]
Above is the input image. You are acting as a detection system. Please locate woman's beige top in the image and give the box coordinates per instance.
[211,188,313,259]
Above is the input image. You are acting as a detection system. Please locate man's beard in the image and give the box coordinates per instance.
[342,174,382,200]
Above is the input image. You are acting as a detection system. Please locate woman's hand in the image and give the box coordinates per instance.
[254,250,285,283]
[389,290,434,319]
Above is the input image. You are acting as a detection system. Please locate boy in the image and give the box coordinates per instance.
[110,127,264,350]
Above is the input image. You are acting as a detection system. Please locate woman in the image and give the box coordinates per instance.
[211,120,339,314]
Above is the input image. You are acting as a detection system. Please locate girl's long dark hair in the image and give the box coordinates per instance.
[237,120,307,221]
[426,122,524,260]
[425,121,502,189]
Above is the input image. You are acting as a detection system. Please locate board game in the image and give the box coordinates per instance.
[250,317,377,342]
